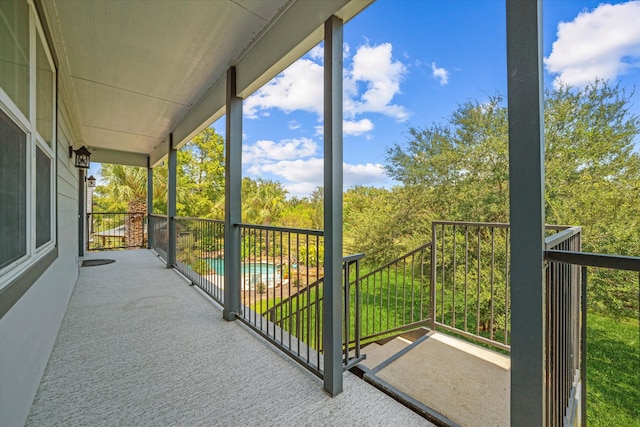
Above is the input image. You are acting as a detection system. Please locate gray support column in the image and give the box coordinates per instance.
[223,66,242,321]
[506,1,546,425]
[167,134,177,268]
[147,157,153,249]
[322,15,344,397]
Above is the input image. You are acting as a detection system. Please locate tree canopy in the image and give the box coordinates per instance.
[92,82,639,317]
[384,81,640,316]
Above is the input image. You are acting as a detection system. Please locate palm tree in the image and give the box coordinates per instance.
[242,178,288,225]
[98,164,166,247]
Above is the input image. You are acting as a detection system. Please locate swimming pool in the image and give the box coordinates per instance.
[206,258,281,289]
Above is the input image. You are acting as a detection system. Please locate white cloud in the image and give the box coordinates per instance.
[308,45,323,61]
[314,119,375,137]
[343,42,351,59]
[343,118,374,136]
[243,59,324,118]
[431,62,449,85]
[244,42,409,126]
[545,1,640,88]
[248,157,389,198]
[255,158,324,186]
[242,138,318,164]
[288,120,301,130]
[343,163,388,188]
[348,43,409,121]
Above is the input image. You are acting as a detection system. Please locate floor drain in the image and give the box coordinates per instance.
[82,259,116,267]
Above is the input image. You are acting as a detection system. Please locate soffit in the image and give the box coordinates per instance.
[43,0,373,166]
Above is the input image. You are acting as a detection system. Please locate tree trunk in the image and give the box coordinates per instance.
[125,199,146,248]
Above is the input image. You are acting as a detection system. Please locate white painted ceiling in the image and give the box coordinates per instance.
[42,0,372,166]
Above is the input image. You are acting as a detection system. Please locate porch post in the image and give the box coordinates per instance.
[147,157,153,249]
[506,0,546,425]
[223,66,242,321]
[323,14,344,397]
[167,133,177,268]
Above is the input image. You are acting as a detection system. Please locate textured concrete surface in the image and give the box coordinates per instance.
[26,250,432,426]
[375,332,510,427]
[360,337,412,370]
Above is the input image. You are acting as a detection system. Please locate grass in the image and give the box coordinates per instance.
[248,276,638,427]
[587,312,639,426]
[249,296,282,314]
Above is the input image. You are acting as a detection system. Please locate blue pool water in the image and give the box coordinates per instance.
[206,258,281,289]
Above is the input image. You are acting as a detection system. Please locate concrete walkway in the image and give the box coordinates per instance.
[26,250,431,426]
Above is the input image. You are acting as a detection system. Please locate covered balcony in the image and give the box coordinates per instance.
[28,217,640,426]
[2,1,639,426]
[25,249,429,426]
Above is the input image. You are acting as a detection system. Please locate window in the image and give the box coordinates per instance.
[0,0,30,118]
[0,1,56,283]
[36,145,52,247]
[0,109,27,269]
[36,30,53,146]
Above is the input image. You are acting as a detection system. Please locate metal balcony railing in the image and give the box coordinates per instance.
[148,214,168,259]
[544,241,640,427]
[148,218,364,377]
[87,212,147,251]
[174,217,225,304]
[134,211,640,426]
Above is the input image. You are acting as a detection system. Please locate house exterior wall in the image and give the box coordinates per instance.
[0,37,81,427]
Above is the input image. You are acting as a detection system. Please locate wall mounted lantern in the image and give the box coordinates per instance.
[69,145,92,169]
[87,175,96,188]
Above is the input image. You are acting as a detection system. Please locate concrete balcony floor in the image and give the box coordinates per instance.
[26,250,432,426]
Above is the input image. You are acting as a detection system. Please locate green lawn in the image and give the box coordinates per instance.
[249,296,282,314]
[587,313,639,426]
[249,276,639,427]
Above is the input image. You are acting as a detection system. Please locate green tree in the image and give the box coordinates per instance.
[94,164,167,213]
[178,127,225,218]
[242,177,288,225]
[386,95,509,223]
[385,81,640,317]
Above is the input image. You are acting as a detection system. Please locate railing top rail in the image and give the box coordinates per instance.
[343,253,365,264]
[545,250,640,272]
[433,220,511,228]
[262,277,325,317]
[175,216,224,224]
[433,220,572,231]
[360,242,432,281]
[544,226,582,249]
[263,254,364,317]
[236,222,324,236]
[90,212,147,215]
[149,213,166,218]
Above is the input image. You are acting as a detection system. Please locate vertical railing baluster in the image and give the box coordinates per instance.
[464,226,469,332]
[354,258,361,359]
[430,222,437,330]
[419,250,424,322]
[490,227,495,341]
[505,227,509,345]
[401,258,406,326]
[453,225,457,330]
[380,268,390,330]
[477,226,481,337]
[410,254,415,324]
[441,224,445,325]
[343,261,350,365]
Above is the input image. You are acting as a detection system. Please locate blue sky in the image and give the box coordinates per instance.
[93,0,640,198]
[226,0,640,198]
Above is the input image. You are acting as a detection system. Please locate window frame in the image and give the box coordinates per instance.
[0,0,56,287]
